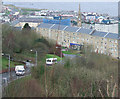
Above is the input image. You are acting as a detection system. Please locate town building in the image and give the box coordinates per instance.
[36,23,118,58]
[10,17,43,28]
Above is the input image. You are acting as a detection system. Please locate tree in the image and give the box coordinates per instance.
[23,23,31,30]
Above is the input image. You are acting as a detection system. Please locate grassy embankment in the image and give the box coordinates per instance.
[2,57,24,70]
[3,75,31,97]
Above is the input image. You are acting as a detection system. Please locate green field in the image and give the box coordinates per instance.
[46,54,62,61]
[2,57,23,69]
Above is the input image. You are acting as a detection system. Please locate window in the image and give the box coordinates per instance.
[115,40,117,43]
[47,60,51,62]
[101,50,103,54]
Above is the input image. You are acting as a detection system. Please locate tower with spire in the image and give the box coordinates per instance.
[77,3,82,27]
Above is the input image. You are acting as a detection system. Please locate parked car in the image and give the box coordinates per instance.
[15,65,25,76]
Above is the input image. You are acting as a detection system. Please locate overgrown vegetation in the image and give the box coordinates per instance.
[2,24,55,62]
[2,24,118,98]
[4,49,118,97]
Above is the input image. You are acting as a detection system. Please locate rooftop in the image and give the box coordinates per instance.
[38,23,118,40]
[92,31,107,37]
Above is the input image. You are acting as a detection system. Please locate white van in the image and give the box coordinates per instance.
[46,58,57,65]
[15,65,25,76]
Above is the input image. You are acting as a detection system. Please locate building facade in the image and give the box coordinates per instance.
[36,23,118,58]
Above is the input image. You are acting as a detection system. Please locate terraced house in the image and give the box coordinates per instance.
[36,23,119,58]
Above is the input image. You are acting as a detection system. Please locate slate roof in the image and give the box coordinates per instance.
[92,31,107,37]
[65,26,79,32]
[78,28,93,34]
[19,18,43,23]
[105,33,118,39]
[37,23,119,40]
[37,23,53,29]
[51,24,67,30]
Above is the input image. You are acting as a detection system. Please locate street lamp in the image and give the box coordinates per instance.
[6,54,10,80]
[30,50,37,66]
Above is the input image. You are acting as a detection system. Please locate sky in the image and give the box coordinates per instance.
[2,0,120,2]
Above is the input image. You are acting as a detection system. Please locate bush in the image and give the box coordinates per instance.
[31,64,45,79]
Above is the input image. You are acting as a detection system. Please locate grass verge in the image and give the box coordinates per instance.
[2,57,24,69]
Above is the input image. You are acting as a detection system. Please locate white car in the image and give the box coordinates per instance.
[46,58,57,65]
[15,65,25,76]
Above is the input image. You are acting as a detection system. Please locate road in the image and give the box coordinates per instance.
[1,54,80,88]
[1,62,34,87]
[58,54,81,64]
[63,54,81,58]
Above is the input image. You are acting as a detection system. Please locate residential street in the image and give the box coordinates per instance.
[1,63,34,87]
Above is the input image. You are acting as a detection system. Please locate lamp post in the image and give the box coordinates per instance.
[30,50,37,66]
[6,54,10,80]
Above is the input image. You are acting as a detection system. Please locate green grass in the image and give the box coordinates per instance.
[2,57,24,69]
[40,54,62,64]
[46,54,62,61]
[62,51,82,56]
[62,51,74,55]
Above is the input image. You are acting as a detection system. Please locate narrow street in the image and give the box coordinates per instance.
[1,63,33,87]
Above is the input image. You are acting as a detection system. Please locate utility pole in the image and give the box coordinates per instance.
[6,54,10,80]
[8,55,10,79]
[35,51,37,66]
